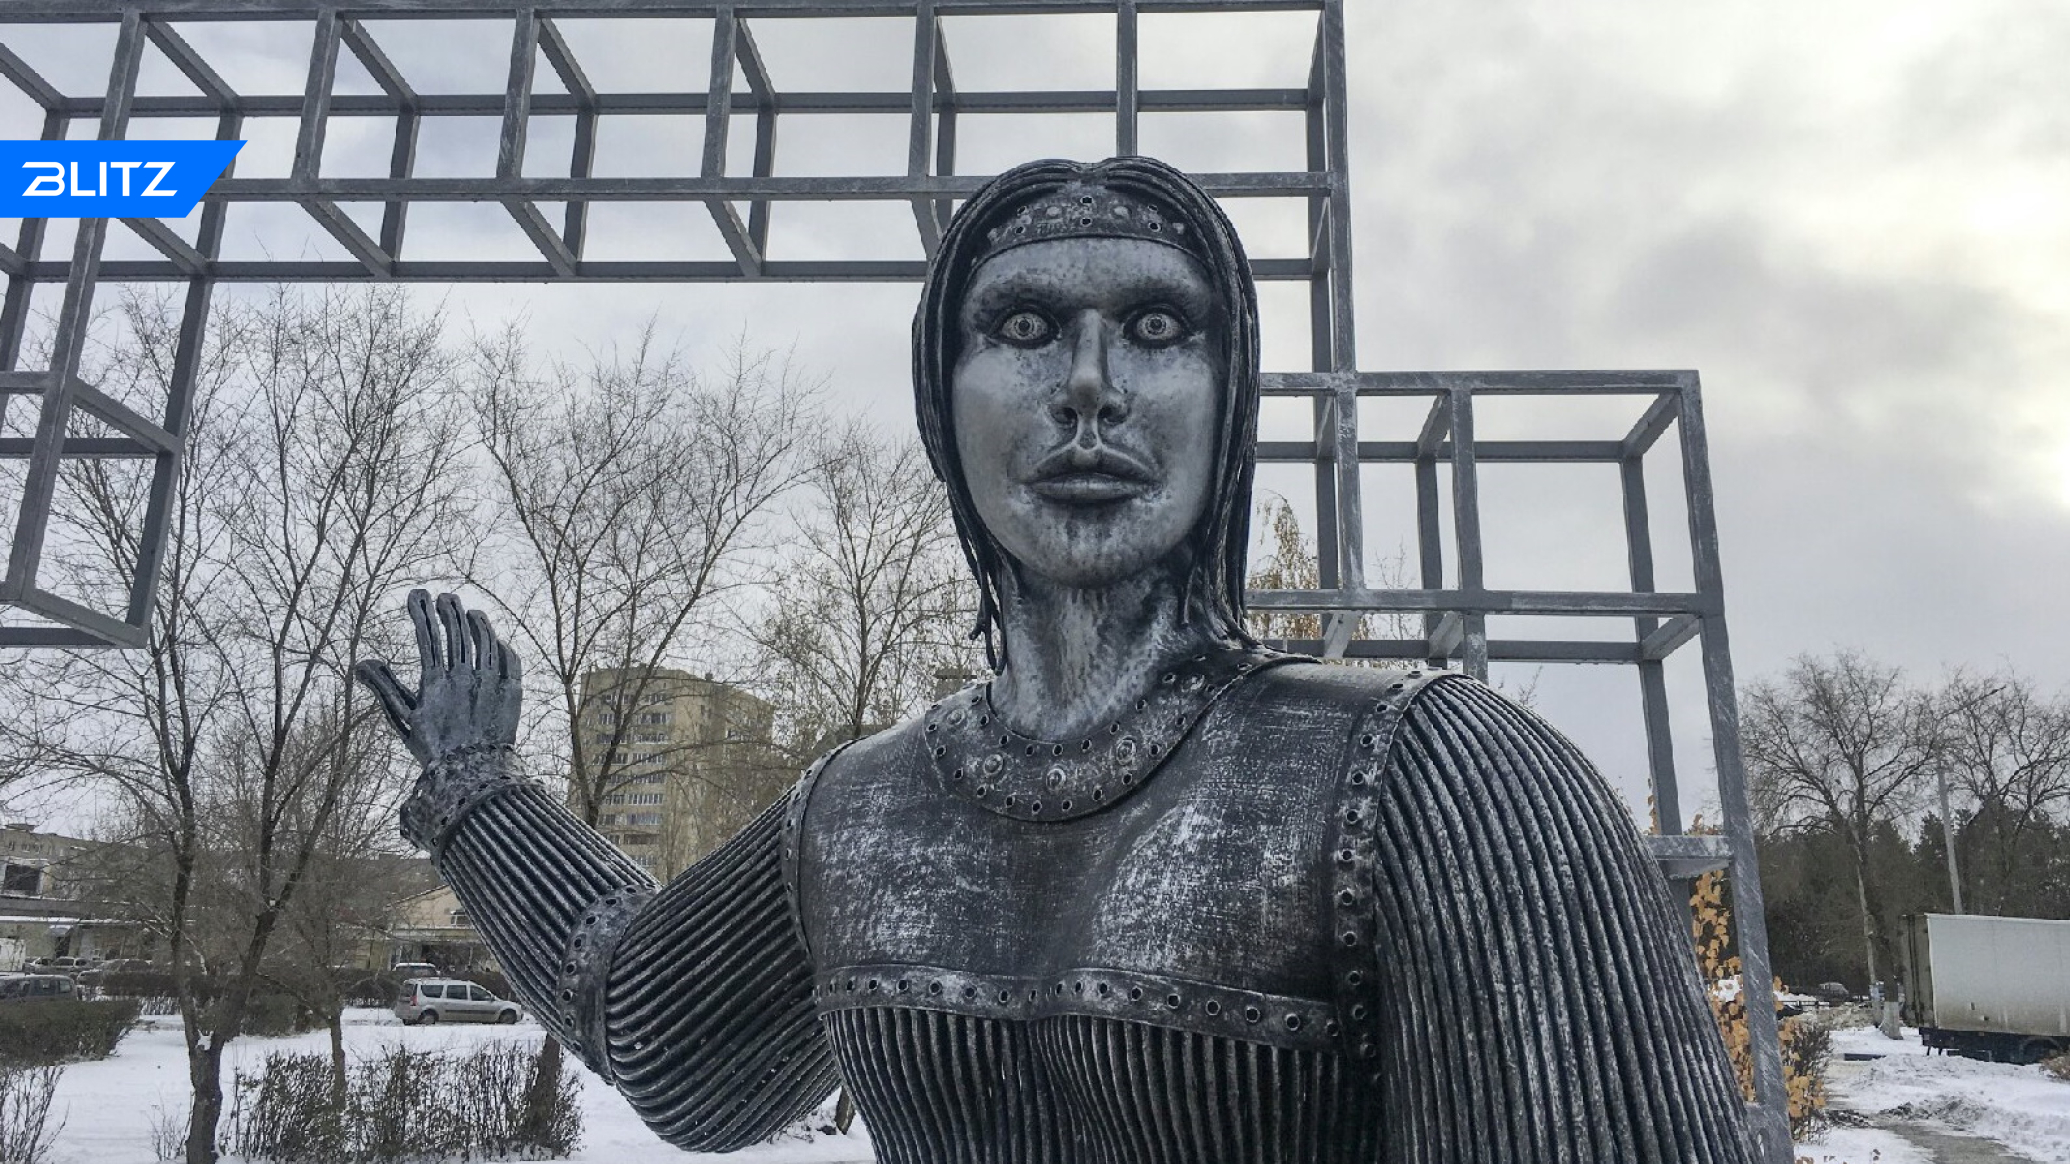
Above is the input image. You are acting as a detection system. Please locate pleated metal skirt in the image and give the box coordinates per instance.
[824,1007,1383,1164]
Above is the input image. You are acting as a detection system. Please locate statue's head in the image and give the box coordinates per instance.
[914,157,1261,664]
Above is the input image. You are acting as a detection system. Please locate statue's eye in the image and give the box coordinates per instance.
[1128,309,1188,347]
[996,311,1054,347]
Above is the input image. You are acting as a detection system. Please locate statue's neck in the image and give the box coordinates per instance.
[989,568,1225,741]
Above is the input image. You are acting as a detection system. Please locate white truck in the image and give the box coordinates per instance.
[1899,912,2070,1064]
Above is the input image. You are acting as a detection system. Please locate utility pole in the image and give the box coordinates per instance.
[1933,764,1965,914]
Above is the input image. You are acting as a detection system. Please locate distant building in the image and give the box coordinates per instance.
[378,883,497,974]
[0,822,144,966]
[572,667,794,882]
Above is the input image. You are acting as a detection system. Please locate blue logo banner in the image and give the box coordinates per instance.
[0,140,244,218]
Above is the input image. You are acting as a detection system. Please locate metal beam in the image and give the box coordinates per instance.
[1247,587,1715,618]
[499,8,578,276]
[0,0,1330,19]
[19,255,1320,282]
[907,1,943,255]
[3,11,141,613]
[121,217,209,276]
[143,17,238,106]
[1256,439,1631,463]
[60,85,1311,118]
[1262,369,1697,396]
[0,43,65,109]
[703,7,762,275]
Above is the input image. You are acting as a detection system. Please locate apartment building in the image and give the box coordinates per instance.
[572,667,794,882]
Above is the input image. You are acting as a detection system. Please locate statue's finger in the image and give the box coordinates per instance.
[354,659,417,739]
[498,641,520,685]
[467,610,497,676]
[408,589,441,678]
[436,593,471,670]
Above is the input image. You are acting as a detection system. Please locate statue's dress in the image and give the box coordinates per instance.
[423,657,1758,1163]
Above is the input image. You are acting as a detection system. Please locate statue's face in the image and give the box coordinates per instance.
[951,236,1222,590]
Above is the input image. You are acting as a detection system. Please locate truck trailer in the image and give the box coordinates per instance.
[1899,912,2070,1064]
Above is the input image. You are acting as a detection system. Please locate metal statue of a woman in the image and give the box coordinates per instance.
[357,157,1758,1162]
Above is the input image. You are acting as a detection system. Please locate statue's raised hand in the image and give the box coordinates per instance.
[354,590,521,767]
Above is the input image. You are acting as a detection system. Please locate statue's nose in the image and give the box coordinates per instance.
[1052,310,1130,437]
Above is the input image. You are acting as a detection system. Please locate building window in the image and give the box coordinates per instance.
[637,712,670,725]
[627,812,664,826]
[599,813,620,827]
[1,864,40,896]
[641,693,668,706]
[633,730,668,744]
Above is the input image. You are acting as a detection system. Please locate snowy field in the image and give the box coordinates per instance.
[44,1010,875,1164]
[33,1010,2070,1162]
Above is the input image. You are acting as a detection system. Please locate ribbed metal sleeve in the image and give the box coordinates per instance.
[436,782,652,1042]
[602,793,840,1151]
[1371,678,1758,1162]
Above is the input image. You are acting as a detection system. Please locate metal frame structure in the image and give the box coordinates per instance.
[0,2,1791,1156]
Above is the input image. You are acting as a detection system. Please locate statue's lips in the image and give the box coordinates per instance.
[1027,472,1152,503]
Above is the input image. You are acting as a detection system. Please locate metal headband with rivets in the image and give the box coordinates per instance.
[974,180,1211,270]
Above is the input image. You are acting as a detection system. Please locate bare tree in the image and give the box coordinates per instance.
[262,703,417,1103]
[0,285,465,1164]
[1741,650,1937,991]
[1938,668,2070,915]
[751,424,981,764]
[463,324,819,1125]
[1244,494,1420,654]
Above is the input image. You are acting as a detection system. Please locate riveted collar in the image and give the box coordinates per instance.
[920,647,1303,822]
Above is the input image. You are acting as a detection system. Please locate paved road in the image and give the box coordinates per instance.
[1862,1113,2034,1163]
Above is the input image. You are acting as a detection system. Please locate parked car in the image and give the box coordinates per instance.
[393,978,520,1025]
[389,961,439,980]
[76,957,155,987]
[0,974,77,1002]
[1814,981,1851,1005]
[24,956,93,974]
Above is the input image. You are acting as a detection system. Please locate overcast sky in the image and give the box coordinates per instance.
[3,2,2066,826]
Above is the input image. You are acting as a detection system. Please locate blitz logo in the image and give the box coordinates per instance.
[22,160,179,199]
[0,140,243,218]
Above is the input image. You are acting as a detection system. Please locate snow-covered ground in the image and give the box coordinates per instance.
[43,1010,874,1164]
[33,1010,2070,1162]
[1812,1024,2070,1162]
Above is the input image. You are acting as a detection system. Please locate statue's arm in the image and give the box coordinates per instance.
[357,592,836,1151]
[1366,677,1758,1163]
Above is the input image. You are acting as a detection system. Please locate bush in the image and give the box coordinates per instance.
[241,994,315,1038]
[1684,835,1829,1138]
[2046,1052,2070,1083]
[0,999,140,1067]
[93,969,191,1002]
[228,1040,581,1163]
[0,1064,64,1164]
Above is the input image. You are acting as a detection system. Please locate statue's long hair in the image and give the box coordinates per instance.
[912,157,1262,670]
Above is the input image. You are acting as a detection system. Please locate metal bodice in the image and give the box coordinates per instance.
[787,661,1437,1162]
